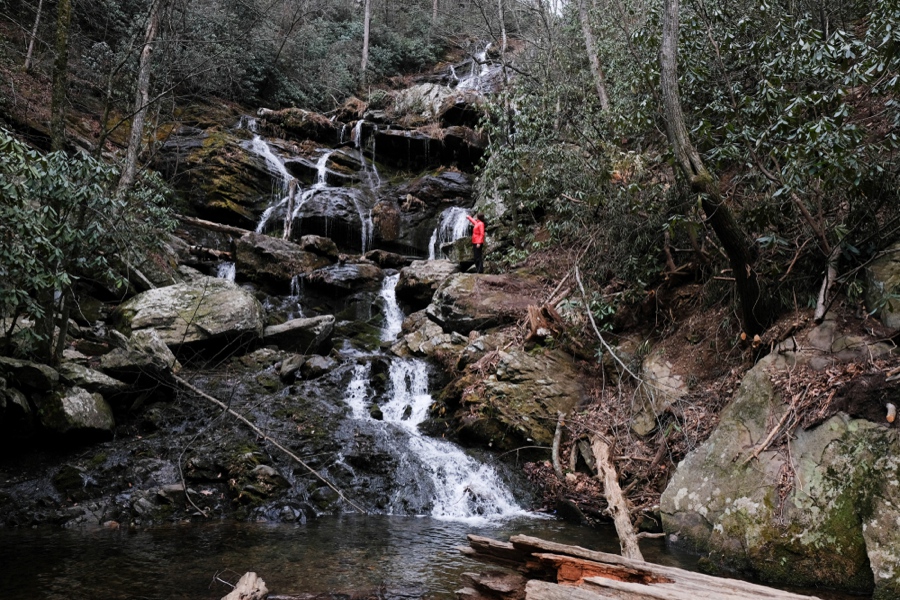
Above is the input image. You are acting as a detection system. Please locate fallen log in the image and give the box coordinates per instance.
[591,436,643,561]
[222,572,267,600]
[462,535,822,600]
[177,214,253,237]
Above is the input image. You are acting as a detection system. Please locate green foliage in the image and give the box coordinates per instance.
[0,128,173,360]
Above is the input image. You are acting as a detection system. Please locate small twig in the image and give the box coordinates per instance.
[743,386,809,465]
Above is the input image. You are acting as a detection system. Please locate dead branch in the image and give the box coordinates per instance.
[552,411,565,481]
[177,214,253,237]
[591,435,643,560]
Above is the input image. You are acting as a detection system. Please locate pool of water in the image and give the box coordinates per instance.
[0,514,868,600]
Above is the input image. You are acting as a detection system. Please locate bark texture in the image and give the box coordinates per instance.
[579,0,610,110]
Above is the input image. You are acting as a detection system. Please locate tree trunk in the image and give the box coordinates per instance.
[361,0,371,83]
[24,0,44,72]
[50,0,71,152]
[117,0,162,194]
[433,0,439,26]
[497,0,508,54]
[578,0,610,110]
[659,0,766,336]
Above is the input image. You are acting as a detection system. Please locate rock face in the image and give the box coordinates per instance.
[426,273,545,334]
[264,315,335,354]
[866,241,900,330]
[396,260,460,310]
[37,386,115,437]
[111,277,265,352]
[660,319,899,597]
[444,347,586,451]
[235,232,333,292]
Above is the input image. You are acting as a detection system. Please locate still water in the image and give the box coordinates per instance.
[0,514,673,600]
[0,514,865,600]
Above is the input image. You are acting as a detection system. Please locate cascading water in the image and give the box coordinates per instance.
[457,43,497,91]
[247,136,295,234]
[345,274,529,523]
[428,207,472,259]
[216,262,236,281]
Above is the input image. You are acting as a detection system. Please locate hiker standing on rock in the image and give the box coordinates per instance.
[467,212,486,273]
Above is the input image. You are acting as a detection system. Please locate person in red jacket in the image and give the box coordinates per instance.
[466,212,486,273]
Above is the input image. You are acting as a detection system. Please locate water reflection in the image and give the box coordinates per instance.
[0,515,865,600]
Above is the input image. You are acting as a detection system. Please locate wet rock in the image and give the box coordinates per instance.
[279,354,306,381]
[58,363,129,398]
[235,232,333,292]
[392,311,459,358]
[298,235,340,261]
[426,272,545,335]
[0,383,34,437]
[400,171,473,204]
[300,355,337,379]
[391,83,453,121]
[52,464,96,501]
[632,354,688,436]
[111,276,265,352]
[396,259,460,310]
[437,89,488,127]
[866,241,900,330]
[154,128,273,229]
[660,328,900,595]
[305,263,385,294]
[364,249,410,269]
[0,356,59,392]
[257,107,336,143]
[372,199,401,243]
[264,315,335,354]
[290,187,377,252]
[37,386,115,437]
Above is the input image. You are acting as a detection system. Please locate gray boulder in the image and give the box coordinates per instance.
[396,260,460,310]
[0,356,59,392]
[264,315,335,354]
[59,363,129,397]
[100,329,182,384]
[866,241,900,330]
[37,386,115,436]
[111,277,264,351]
[425,272,545,335]
[660,320,899,597]
[305,263,385,294]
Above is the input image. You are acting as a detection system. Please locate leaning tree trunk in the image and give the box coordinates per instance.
[50,0,71,152]
[24,0,44,72]
[659,0,766,336]
[579,0,610,111]
[117,0,162,194]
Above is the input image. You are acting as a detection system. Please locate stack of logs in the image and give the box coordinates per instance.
[458,534,822,600]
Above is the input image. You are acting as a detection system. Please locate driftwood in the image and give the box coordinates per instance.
[222,572,268,600]
[591,436,643,561]
[461,534,823,600]
[188,245,234,261]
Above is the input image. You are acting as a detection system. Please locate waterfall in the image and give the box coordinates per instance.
[247,136,295,233]
[428,207,471,259]
[457,42,499,92]
[217,262,236,281]
[345,276,528,523]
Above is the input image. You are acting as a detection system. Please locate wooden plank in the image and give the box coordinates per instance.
[469,534,530,562]
[532,553,672,586]
[460,545,528,571]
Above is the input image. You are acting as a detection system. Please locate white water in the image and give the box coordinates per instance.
[428,207,472,259]
[216,262,236,281]
[347,276,529,523]
[248,136,294,233]
[458,43,496,91]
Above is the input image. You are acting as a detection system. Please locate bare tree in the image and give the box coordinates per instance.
[659,0,766,335]
[24,0,44,72]
[361,0,372,83]
[118,0,164,194]
[579,0,610,110]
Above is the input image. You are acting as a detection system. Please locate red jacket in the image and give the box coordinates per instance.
[467,215,485,244]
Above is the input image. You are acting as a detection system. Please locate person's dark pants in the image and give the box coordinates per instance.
[473,243,483,273]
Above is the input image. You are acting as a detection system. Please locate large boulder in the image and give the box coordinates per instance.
[111,277,265,352]
[100,329,182,385]
[866,241,900,330]
[290,187,377,252]
[0,357,59,392]
[373,127,485,172]
[396,260,460,310]
[442,347,586,451]
[235,232,333,292]
[263,315,335,354]
[660,319,899,597]
[36,386,115,437]
[304,263,385,295]
[58,363,130,398]
[257,107,337,144]
[426,272,545,335]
